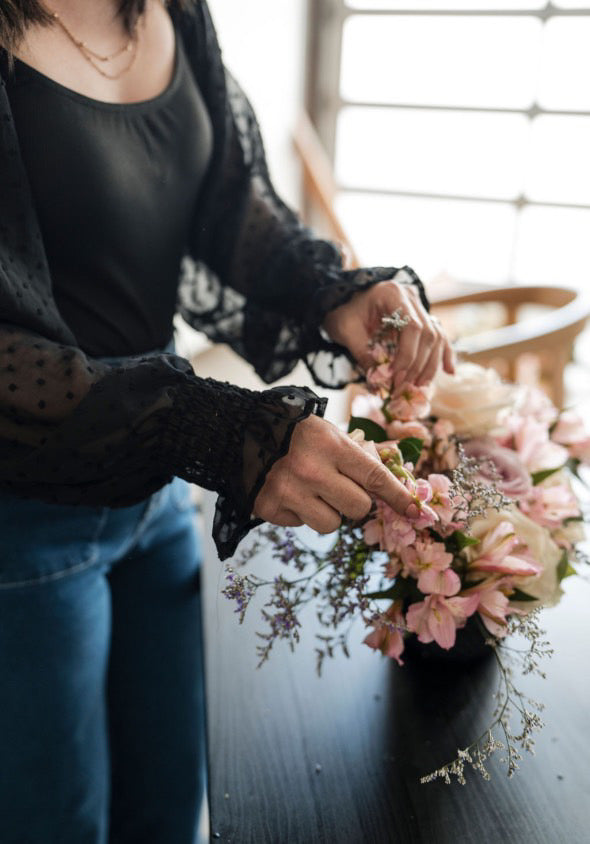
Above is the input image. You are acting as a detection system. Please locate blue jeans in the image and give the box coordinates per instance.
[0,341,205,844]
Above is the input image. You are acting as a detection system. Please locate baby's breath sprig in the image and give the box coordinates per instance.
[448,444,512,526]
[420,610,551,785]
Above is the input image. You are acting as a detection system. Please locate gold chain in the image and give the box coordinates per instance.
[48,8,141,80]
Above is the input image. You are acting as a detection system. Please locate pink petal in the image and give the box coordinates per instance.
[427,602,457,650]
[418,567,461,597]
[363,628,386,651]
[472,553,541,578]
[384,630,405,666]
[445,594,480,622]
[406,599,434,644]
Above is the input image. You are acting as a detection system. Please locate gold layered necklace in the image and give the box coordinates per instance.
[47,6,142,79]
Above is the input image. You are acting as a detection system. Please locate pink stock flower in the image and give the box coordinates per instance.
[406,593,480,650]
[369,342,391,365]
[400,540,459,596]
[462,436,532,498]
[433,419,455,439]
[363,501,416,553]
[432,419,460,471]
[366,362,396,394]
[363,601,406,666]
[427,474,456,524]
[551,410,590,463]
[405,478,438,529]
[520,483,580,530]
[509,416,568,473]
[385,419,432,446]
[386,383,432,422]
[467,521,542,578]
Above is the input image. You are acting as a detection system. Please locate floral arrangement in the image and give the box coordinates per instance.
[223,315,589,784]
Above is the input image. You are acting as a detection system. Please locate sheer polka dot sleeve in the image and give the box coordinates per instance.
[0,325,326,559]
[173,1,429,390]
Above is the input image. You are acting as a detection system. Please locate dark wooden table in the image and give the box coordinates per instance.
[201,503,590,844]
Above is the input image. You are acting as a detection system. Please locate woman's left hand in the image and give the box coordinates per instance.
[322,279,455,388]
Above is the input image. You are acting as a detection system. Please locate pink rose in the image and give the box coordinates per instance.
[462,436,532,498]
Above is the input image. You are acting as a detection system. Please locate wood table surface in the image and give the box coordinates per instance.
[201,501,590,844]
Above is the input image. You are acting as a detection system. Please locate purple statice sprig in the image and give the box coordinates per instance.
[223,520,392,673]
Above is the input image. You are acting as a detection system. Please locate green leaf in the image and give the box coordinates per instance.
[531,465,564,486]
[398,437,423,465]
[566,456,590,488]
[348,416,387,443]
[510,587,538,602]
[447,530,480,552]
[557,551,577,582]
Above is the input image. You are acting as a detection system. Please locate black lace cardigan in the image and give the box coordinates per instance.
[0,0,428,559]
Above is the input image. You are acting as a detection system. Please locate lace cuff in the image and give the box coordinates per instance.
[298,261,431,389]
[165,379,327,560]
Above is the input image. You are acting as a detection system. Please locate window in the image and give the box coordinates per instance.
[307,1,590,287]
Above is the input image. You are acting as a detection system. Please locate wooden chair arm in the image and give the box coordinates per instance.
[432,286,590,360]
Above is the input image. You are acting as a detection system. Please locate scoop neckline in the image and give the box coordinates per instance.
[11,36,182,114]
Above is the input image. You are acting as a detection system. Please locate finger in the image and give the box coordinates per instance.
[404,310,438,386]
[315,475,372,522]
[390,300,421,388]
[442,339,456,374]
[296,497,342,535]
[337,442,414,515]
[266,509,303,527]
[415,337,442,386]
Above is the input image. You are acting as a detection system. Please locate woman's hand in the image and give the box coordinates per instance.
[253,414,416,531]
[323,279,455,388]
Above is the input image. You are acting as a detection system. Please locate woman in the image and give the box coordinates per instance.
[0,1,454,840]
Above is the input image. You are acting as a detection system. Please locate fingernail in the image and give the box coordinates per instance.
[405,502,420,520]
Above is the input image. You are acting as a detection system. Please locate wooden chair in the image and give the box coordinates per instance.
[292,111,590,408]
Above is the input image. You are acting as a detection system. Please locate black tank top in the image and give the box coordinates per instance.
[5,34,213,356]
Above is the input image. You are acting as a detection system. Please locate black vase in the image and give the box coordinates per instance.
[402,616,496,665]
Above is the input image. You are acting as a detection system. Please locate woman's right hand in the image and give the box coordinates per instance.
[253,414,416,532]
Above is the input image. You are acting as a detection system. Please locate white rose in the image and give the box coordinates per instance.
[466,505,564,608]
[552,518,586,548]
[431,362,519,437]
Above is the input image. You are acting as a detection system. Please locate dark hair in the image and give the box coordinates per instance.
[0,1,192,53]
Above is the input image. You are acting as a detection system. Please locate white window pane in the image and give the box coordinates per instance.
[554,1,590,7]
[538,19,590,111]
[526,116,590,205]
[341,16,541,108]
[335,107,528,199]
[513,207,590,288]
[347,0,543,7]
[336,192,516,282]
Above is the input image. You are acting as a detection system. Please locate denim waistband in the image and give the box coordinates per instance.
[96,336,176,366]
